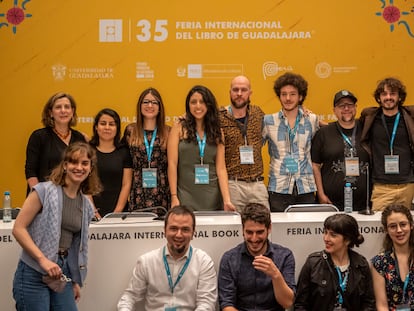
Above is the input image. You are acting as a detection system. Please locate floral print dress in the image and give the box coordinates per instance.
[129,130,170,213]
[372,251,414,310]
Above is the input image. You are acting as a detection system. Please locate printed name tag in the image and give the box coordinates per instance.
[283,156,298,173]
[395,304,410,311]
[195,164,209,184]
[239,145,254,164]
[142,168,157,188]
[345,157,359,176]
[384,155,399,174]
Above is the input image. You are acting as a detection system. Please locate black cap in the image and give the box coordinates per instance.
[333,90,357,106]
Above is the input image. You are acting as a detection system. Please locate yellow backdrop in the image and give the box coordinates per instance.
[1,0,414,206]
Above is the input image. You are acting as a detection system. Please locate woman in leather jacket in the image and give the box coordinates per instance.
[294,213,376,310]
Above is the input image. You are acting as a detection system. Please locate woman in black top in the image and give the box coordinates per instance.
[25,92,86,194]
[295,214,375,310]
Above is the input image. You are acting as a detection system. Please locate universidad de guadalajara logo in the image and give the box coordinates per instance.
[376,0,414,37]
[0,0,32,34]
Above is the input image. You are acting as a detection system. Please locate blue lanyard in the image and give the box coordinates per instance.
[394,250,411,303]
[163,246,192,293]
[381,112,400,154]
[336,122,357,151]
[288,112,301,143]
[335,267,349,305]
[143,128,157,167]
[196,132,206,164]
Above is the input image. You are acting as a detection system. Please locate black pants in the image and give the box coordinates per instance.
[268,191,316,212]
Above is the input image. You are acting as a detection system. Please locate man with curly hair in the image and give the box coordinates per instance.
[263,73,319,212]
[360,77,414,211]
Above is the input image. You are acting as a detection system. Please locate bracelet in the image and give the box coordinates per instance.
[171,194,177,196]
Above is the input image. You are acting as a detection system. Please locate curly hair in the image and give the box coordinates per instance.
[49,142,102,195]
[273,72,308,105]
[182,85,222,145]
[129,87,168,148]
[41,92,78,128]
[373,77,407,106]
[89,108,122,148]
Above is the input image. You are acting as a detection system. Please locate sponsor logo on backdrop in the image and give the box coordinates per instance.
[0,0,32,34]
[99,19,123,42]
[315,62,357,79]
[186,64,243,79]
[262,61,293,80]
[51,63,114,81]
[375,0,414,38]
[136,62,154,79]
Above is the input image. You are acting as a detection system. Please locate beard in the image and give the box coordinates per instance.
[171,245,186,255]
[231,98,250,109]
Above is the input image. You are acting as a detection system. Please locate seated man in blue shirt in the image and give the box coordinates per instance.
[218,203,296,310]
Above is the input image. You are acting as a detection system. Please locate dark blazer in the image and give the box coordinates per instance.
[359,105,414,157]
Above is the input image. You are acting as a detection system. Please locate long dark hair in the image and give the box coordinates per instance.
[182,85,222,145]
[129,87,168,148]
[89,108,122,148]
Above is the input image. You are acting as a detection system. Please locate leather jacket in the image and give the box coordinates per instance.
[294,250,376,311]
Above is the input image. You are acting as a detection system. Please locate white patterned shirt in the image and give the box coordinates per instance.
[262,107,319,194]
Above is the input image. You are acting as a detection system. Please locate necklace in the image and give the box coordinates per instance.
[53,128,71,140]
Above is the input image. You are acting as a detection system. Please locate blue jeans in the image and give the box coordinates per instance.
[13,256,78,311]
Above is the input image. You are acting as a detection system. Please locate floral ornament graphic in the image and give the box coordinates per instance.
[376,0,414,38]
[0,0,32,34]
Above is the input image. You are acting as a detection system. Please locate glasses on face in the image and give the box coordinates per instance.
[387,221,410,232]
[336,103,356,110]
[142,100,160,106]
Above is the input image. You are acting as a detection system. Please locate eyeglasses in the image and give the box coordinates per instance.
[387,221,410,232]
[336,103,356,110]
[142,100,160,106]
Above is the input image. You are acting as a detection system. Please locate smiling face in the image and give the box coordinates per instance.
[386,211,413,248]
[63,150,92,186]
[279,85,302,113]
[334,97,357,125]
[323,229,349,255]
[379,85,400,114]
[165,213,194,259]
[243,220,270,256]
[50,97,74,127]
[140,93,160,120]
[188,92,208,121]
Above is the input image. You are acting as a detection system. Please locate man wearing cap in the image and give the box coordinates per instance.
[360,77,414,211]
[311,90,370,211]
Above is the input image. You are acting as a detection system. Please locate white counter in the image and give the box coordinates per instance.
[0,212,384,311]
